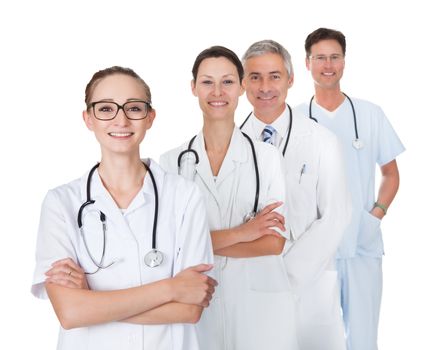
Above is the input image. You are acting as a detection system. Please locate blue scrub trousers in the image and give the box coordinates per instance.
[336,257,383,350]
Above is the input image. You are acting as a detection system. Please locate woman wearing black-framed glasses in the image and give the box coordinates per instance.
[31,66,216,350]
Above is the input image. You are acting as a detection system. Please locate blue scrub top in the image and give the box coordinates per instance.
[295,97,405,258]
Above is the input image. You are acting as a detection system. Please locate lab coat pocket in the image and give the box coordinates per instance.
[246,255,289,292]
[286,172,318,235]
[357,210,384,256]
[289,173,318,205]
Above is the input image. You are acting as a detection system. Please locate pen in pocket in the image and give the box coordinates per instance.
[299,164,306,183]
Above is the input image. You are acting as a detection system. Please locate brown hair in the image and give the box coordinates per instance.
[84,66,152,109]
[192,46,244,83]
[305,28,346,57]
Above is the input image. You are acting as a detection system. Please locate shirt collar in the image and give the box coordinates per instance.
[196,126,248,164]
[79,159,163,214]
[251,105,291,142]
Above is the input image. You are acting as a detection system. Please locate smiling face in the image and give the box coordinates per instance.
[242,53,293,122]
[306,39,345,91]
[83,73,155,157]
[192,57,244,122]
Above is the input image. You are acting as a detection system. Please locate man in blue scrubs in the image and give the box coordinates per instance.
[295,27,405,350]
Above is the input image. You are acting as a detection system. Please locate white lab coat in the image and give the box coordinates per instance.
[241,111,351,350]
[160,127,296,350]
[31,160,213,350]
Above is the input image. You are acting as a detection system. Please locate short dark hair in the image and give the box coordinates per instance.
[305,28,346,57]
[192,46,244,83]
[85,66,152,109]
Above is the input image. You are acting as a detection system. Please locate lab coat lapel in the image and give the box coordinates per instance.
[126,159,163,215]
[215,127,247,186]
[194,132,220,203]
[283,115,312,158]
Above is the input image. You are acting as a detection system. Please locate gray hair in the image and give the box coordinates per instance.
[242,40,293,77]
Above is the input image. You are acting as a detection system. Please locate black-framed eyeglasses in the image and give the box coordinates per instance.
[90,100,152,120]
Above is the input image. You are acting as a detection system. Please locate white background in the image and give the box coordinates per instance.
[1,0,429,348]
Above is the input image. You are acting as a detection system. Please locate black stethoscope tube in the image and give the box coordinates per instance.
[241,132,260,215]
[77,161,159,272]
[77,163,100,229]
[177,135,199,168]
[309,92,359,141]
[177,132,260,218]
[144,162,159,252]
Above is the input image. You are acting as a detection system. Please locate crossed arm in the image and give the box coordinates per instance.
[45,260,216,329]
[211,202,286,258]
[46,200,286,326]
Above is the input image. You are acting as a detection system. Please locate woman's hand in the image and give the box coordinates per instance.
[237,201,286,243]
[171,264,217,307]
[45,258,89,290]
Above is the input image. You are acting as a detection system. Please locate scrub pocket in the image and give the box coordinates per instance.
[246,255,289,292]
[357,210,384,256]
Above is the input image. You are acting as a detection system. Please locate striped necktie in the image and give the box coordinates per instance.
[262,125,276,145]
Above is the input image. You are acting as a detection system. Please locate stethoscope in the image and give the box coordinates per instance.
[309,93,364,150]
[77,162,163,274]
[176,132,260,222]
[239,104,293,156]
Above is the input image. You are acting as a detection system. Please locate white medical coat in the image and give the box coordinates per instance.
[295,98,405,257]
[241,111,351,349]
[160,127,295,350]
[31,160,213,350]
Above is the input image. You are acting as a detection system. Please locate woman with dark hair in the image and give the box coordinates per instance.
[160,46,293,349]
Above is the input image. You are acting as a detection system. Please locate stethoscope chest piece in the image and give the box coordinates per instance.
[178,153,198,180]
[352,139,364,150]
[177,136,199,181]
[144,249,164,268]
[243,212,256,223]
